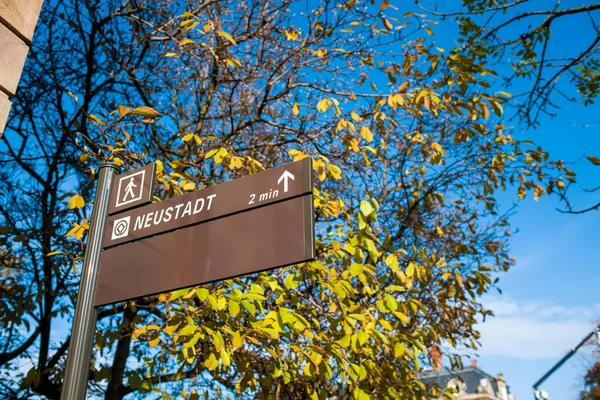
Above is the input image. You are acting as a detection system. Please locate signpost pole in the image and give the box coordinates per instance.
[61,163,119,400]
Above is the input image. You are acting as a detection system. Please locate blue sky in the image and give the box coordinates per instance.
[473,56,600,400]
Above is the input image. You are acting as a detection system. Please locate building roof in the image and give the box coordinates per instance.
[419,366,507,396]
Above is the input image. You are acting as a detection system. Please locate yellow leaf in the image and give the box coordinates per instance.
[183,182,195,191]
[68,195,85,209]
[181,38,195,46]
[432,142,445,155]
[87,114,106,126]
[480,102,490,120]
[351,111,360,121]
[489,99,503,116]
[317,99,330,112]
[360,200,373,216]
[225,58,242,68]
[205,353,219,370]
[423,95,431,110]
[228,156,243,169]
[217,30,237,45]
[118,105,132,117]
[292,102,300,116]
[379,319,393,331]
[155,160,164,175]
[360,125,373,142]
[436,226,444,237]
[132,106,161,118]
[312,48,327,58]
[214,148,229,164]
[79,153,88,163]
[228,299,240,317]
[164,52,178,57]
[205,149,219,160]
[67,222,89,240]
[328,164,342,180]
[182,133,195,142]
[381,17,393,30]
[455,273,463,285]
[288,149,308,161]
[232,331,243,350]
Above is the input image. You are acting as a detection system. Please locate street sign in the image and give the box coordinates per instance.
[103,158,312,248]
[95,195,314,306]
[108,163,156,215]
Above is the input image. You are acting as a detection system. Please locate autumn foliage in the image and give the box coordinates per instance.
[0,0,594,399]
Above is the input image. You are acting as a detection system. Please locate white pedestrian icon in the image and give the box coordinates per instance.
[123,177,138,201]
[115,169,146,208]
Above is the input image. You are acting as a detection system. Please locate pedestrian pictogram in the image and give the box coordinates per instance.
[123,177,138,201]
[108,163,156,215]
[116,171,145,207]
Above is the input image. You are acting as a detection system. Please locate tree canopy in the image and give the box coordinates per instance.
[0,0,597,399]
[582,361,600,400]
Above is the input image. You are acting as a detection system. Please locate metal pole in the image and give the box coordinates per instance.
[532,324,600,399]
[61,163,119,400]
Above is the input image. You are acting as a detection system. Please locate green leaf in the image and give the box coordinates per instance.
[179,325,197,336]
[170,288,190,301]
[195,288,209,301]
[241,300,256,315]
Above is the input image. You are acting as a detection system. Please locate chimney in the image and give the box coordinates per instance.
[497,373,509,400]
[429,345,442,370]
[471,359,478,368]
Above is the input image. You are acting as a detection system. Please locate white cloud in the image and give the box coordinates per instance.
[477,297,600,360]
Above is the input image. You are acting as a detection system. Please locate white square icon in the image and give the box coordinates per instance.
[111,216,131,240]
[115,170,145,208]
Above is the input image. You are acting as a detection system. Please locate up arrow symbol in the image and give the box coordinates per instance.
[277,170,295,193]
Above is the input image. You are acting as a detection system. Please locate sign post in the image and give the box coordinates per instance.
[61,163,119,400]
[61,158,315,396]
[95,158,314,306]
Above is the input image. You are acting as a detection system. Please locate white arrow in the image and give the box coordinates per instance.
[277,170,295,193]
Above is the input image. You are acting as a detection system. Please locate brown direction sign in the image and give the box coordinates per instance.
[95,195,314,306]
[108,163,156,215]
[103,158,312,248]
